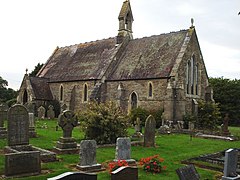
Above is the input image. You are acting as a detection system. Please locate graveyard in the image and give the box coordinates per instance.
[0,116,239,179]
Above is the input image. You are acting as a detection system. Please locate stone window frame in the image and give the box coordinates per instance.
[128,91,139,113]
[83,83,88,103]
[59,84,64,102]
[148,81,153,99]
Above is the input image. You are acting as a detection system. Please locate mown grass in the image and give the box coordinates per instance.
[0,119,239,179]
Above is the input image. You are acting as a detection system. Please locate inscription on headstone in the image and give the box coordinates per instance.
[7,104,29,146]
[144,115,156,147]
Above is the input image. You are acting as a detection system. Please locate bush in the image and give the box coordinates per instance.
[129,107,150,127]
[150,109,163,128]
[183,113,196,129]
[139,155,166,173]
[196,100,221,130]
[77,101,129,144]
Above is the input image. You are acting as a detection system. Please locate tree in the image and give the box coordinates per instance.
[29,63,44,76]
[209,77,240,126]
[0,76,18,104]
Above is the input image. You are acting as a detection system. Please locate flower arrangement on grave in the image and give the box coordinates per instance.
[139,155,166,173]
[108,160,129,173]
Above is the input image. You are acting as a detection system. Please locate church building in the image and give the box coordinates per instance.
[17,0,213,123]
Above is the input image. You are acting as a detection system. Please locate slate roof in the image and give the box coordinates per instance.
[38,30,189,82]
[109,30,188,80]
[38,38,117,82]
[29,76,53,100]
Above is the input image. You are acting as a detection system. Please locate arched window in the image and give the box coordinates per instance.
[148,82,153,97]
[60,85,63,101]
[186,61,191,94]
[191,55,195,94]
[195,64,198,95]
[23,89,28,104]
[83,84,88,102]
[130,92,138,110]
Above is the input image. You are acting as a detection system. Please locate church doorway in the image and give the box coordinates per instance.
[23,89,28,104]
[130,92,138,110]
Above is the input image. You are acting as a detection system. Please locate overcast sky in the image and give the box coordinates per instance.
[0,0,239,90]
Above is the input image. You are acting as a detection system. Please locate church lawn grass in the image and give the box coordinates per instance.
[0,119,239,179]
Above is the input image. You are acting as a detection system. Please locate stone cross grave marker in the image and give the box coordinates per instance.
[29,112,37,138]
[222,149,240,180]
[26,102,34,113]
[7,104,29,146]
[176,164,200,180]
[115,137,136,165]
[47,105,55,119]
[144,115,156,147]
[77,140,102,171]
[58,110,78,138]
[37,106,45,119]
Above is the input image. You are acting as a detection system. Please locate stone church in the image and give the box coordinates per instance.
[17,0,213,123]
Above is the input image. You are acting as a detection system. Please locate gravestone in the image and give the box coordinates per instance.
[111,166,138,180]
[0,103,8,138]
[176,164,200,180]
[115,137,136,165]
[29,113,37,138]
[54,110,78,154]
[222,113,231,136]
[47,105,55,119]
[144,115,156,147]
[47,172,97,180]
[222,149,240,180]
[26,102,34,114]
[8,104,29,146]
[37,106,45,119]
[5,104,41,177]
[132,117,143,139]
[77,140,102,172]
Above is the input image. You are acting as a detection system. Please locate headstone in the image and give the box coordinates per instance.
[47,172,97,180]
[0,103,8,138]
[176,164,200,180]
[47,105,55,119]
[111,166,138,180]
[7,104,29,146]
[132,118,143,139]
[222,149,240,180]
[144,115,156,147]
[5,151,41,177]
[54,110,78,154]
[29,113,37,138]
[77,140,102,172]
[222,113,231,136]
[115,137,136,165]
[26,102,34,114]
[37,106,46,119]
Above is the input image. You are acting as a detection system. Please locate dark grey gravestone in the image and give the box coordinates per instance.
[176,164,200,180]
[5,151,41,177]
[37,106,45,119]
[144,115,156,147]
[47,172,97,180]
[222,149,240,180]
[47,105,55,119]
[55,110,78,154]
[77,140,102,171]
[115,137,136,165]
[111,166,138,180]
[0,104,8,138]
[7,104,29,146]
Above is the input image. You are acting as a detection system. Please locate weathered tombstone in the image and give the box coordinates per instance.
[8,104,29,146]
[132,117,143,139]
[115,137,136,165]
[0,103,8,138]
[111,166,138,180]
[47,105,55,119]
[37,106,46,119]
[144,115,156,147]
[76,140,103,172]
[29,113,37,138]
[222,113,231,136]
[176,164,200,180]
[54,110,78,154]
[5,104,41,177]
[222,149,240,180]
[47,172,97,180]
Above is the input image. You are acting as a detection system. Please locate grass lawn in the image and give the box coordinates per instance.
[0,119,239,179]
